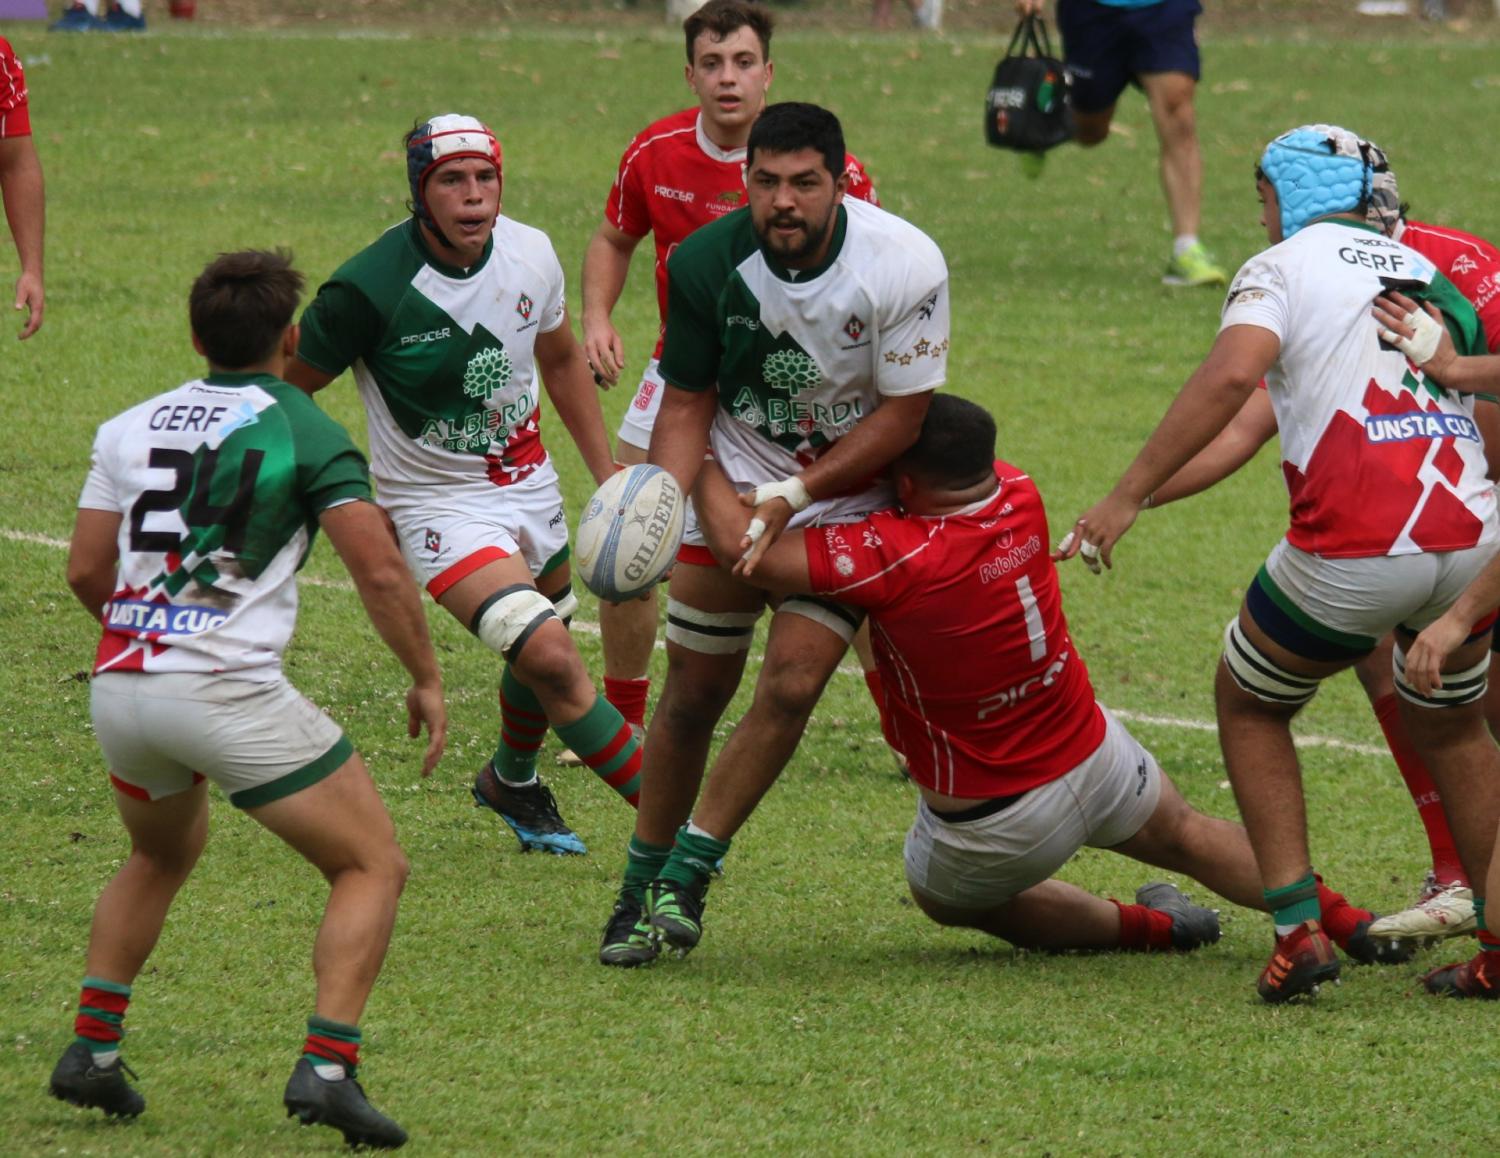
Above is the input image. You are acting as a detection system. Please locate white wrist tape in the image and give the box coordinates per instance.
[748,476,812,513]
[1385,308,1443,365]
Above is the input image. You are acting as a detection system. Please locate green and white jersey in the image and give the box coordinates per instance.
[297,216,567,496]
[659,196,949,497]
[78,373,371,680]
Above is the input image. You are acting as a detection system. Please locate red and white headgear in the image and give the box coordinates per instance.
[406,114,503,240]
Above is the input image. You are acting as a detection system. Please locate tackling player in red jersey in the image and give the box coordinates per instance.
[689,392,1390,962]
[576,0,879,753]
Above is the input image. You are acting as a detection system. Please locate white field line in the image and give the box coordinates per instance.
[3,526,1388,759]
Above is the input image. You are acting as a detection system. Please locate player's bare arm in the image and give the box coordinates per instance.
[694,458,812,595]
[0,134,44,339]
[65,508,123,621]
[1151,386,1278,507]
[647,382,718,493]
[283,356,337,397]
[1059,324,1278,570]
[737,389,932,576]
[321,499,447,776]
[535,312,616,485]
[1374,290,1499,393]
[580,221,644,387]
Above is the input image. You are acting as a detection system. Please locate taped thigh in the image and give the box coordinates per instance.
[1221,618,1321,706]
[471,583,558,663]
[665,597,761,655]
[1393,641,1490,708]
[776,595,865,645]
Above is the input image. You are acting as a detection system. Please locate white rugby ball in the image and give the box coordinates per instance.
[575,464,686,602]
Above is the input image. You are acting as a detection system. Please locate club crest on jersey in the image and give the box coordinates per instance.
[462,345,514,401]
[843,315,865,342]
[1453,254,1479,276]
[834,554,855,577]
[516,293,533,321]
[424,529,442,553]
[762,349,822,397]
[715,189,745,205]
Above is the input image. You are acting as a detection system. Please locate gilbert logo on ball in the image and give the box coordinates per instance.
[575,464,686,602]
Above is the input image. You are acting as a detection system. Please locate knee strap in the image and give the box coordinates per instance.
[1222,618,1320,706]
[664,598,760,655]
[777,595,864,645]
[1393,641,1490,708]
[549,581,578,627]
[471,584,558,664]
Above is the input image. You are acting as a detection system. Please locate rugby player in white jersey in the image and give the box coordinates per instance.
[286,116,644,858]
[577,0,879,759]
[598,101,949,966]
[1061,124,1500,1002]
[51,250,444,1147]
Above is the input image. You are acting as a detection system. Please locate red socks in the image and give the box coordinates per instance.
[1112,901,1175,951]
[604,676,650,730]
[1373,693,1467,885]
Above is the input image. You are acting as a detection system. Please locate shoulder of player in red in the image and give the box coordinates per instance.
[802,460,1040,607]
[842,152,879,206]
[0,36,30,138]
[1402,219,1500,354]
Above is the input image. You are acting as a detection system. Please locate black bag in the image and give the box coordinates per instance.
[985,15,1073,153]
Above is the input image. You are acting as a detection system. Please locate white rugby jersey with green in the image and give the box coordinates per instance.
[659,197,949,523]
[296,216,567,497]
[78,373,372,680]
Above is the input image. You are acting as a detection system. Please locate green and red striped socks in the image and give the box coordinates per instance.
[493,666,548,785]
[74,977,131,1066]
[554,697,642,807]
[303,1015,361,1080]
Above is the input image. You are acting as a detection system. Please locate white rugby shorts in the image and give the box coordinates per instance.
[1263,537,1497,644]
[380,460,570,598]
[91,671,352,809]
[903,708,1163,910]
[616,358,666,452]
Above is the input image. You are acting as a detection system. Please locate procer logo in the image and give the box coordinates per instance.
[401,327,451,347]
[655,185,695,203]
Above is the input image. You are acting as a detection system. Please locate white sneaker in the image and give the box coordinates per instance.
[1368,879,1476,943]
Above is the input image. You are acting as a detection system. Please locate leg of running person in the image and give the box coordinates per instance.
[441,553,642,855]
[644,603,853,957]
[1354,637,1474,942]
[1140,71,1202,244]
[598,559,761,966]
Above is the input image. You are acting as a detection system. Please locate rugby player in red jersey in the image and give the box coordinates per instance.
[688,392,1388,962]
[577,0,879,753]
[0,35,44,339]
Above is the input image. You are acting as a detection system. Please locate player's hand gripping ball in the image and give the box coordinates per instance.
[575,464,686,602]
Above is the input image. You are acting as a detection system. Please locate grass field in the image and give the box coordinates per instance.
[4,12,1500,1155]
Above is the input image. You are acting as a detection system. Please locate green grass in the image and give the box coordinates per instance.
[4,17,1500,1155]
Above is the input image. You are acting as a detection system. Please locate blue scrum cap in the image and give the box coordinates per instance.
[1257,124,1380,239]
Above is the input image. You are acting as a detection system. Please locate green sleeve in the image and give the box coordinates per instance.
[296,278,385,379]
[1410,270,1486,358]
[657,236,726,394]
[273,385,372,512]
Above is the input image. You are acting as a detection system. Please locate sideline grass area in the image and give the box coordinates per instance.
[3,20,1500,1155]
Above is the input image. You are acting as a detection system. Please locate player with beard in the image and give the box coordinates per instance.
[577,0,878,760]
[286,115,642,857]
[598,101,949,966]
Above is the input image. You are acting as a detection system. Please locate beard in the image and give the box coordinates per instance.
[755,205,835,266]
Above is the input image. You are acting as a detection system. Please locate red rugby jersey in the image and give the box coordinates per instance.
[1402,219,1500,354]
[604,106,879,358]
[0,39,30,139]
[804,461,1107,799]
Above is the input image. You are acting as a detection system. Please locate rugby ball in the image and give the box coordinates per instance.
[575,464,686,602]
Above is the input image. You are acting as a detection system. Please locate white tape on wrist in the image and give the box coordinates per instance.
[1389,308,1443,365]
[749,476,812,513]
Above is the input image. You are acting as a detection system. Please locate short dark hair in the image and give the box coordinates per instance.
[189,249,304,370]
[898,395,997,488]
[746,102,844,179]
[685,0,773,65]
